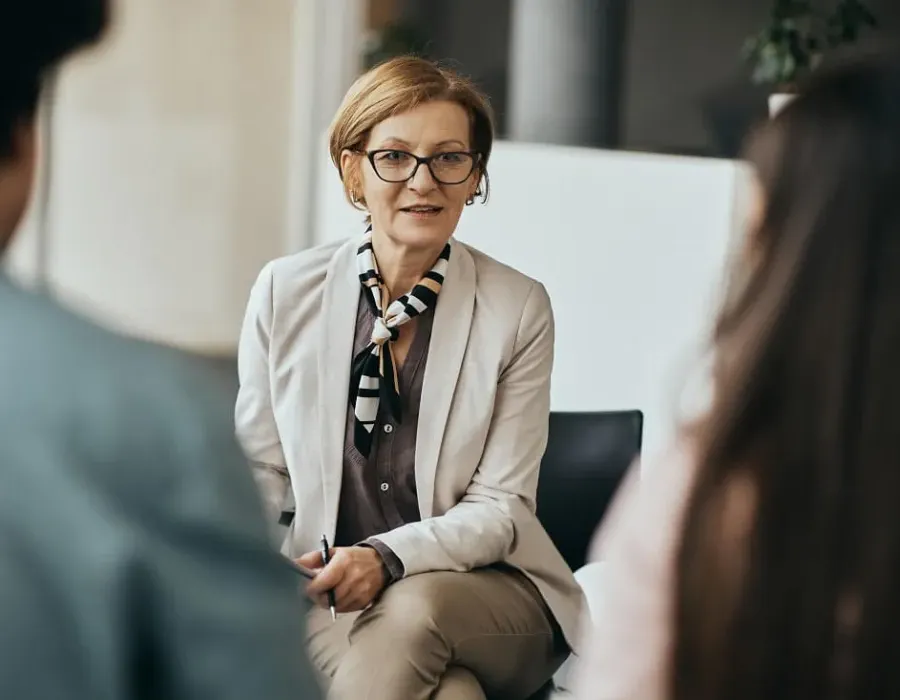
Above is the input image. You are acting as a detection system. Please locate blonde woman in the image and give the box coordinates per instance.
[236,57,583,700]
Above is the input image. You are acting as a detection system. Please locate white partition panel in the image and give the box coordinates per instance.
[315,141,747,459]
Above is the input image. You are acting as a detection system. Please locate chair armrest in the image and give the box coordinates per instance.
[552,562,608,693]
[573,561,607,622]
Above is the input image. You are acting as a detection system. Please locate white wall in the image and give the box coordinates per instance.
[315,141,749,459]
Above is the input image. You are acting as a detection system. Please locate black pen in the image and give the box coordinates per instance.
[320,533,336,621]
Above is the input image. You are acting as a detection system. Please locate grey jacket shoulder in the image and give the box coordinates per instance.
[0,278,321,700]
[0,279,237,503]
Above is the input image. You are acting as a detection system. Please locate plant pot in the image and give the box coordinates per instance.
[768,92,796,117]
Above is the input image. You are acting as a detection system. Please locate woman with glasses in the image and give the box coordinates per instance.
[235,56,582,700]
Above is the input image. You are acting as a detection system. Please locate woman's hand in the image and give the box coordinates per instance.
[296,546,387,613]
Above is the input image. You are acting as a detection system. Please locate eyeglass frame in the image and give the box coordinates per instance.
[353,148,483,186]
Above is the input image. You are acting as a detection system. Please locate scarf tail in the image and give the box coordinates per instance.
[349,228,449,457]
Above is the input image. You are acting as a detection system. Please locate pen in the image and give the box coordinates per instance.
[320,533,337,621]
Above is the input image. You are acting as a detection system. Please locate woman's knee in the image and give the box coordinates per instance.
[432,666,486,700]
[350,571,467,648]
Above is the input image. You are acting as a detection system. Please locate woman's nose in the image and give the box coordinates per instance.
[407,161,438,192]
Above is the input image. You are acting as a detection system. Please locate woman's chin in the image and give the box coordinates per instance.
[389,217,457,248]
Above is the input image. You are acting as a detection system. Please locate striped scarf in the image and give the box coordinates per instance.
[350,227,451,457]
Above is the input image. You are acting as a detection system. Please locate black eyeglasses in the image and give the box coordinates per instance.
[359,149,480,185]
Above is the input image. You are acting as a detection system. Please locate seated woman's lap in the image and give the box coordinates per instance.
[307,566,565,700]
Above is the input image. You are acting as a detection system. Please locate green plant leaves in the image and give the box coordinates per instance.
[744,0,877,87]
[363,23,429,69]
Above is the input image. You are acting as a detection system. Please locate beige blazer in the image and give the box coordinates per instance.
[235,237,585,649]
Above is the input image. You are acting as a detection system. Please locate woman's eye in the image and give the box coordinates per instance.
[376,150,410,163]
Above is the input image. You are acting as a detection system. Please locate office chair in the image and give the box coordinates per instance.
[536,410,644,573]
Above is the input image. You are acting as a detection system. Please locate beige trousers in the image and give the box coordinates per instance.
[307,565,567,700]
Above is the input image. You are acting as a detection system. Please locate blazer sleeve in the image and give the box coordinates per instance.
[235,262,291,523]
[373,281,554,575]
[568,446,696,700]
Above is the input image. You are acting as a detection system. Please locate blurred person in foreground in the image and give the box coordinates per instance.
[0,3,320,699]
[570,44,900,700]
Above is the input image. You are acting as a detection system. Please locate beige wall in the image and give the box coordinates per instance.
[8,0,363,354]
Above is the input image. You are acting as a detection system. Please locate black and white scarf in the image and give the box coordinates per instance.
[349,227,451,457]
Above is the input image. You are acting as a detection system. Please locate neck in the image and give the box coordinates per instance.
[0,163,28,254]
[371,230,444,300]
[0,219,17,256]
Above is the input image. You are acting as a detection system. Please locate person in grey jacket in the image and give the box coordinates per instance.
[0,3,321,699]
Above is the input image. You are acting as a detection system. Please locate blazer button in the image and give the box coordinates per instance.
[383,424,394,434]
[380,482,390,492]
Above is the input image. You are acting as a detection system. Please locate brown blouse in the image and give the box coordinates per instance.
[333,291,434,581]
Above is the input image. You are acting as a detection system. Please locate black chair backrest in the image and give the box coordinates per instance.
[536,410,643,572]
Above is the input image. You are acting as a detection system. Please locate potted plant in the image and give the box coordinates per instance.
[743,0,877,116]
[363,21,428,69]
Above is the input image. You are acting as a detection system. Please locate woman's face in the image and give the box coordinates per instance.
[342,100,480,253]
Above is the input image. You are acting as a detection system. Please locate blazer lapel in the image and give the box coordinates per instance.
[317,238,360,536]
[415,241,476,517]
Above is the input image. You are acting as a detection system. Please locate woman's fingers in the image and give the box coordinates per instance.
[306,557,345,596]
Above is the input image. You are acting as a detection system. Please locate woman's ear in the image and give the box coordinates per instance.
[340,149,366,208]
[468,169,482,199]
[470,169,488,203]
[339,149,357,182]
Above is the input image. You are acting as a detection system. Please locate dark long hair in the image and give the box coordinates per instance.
[673,45,900,700]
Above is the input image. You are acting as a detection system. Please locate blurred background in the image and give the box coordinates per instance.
[3,0,891,457]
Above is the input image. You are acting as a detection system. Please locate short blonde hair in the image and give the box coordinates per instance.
[328,56,495,211]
